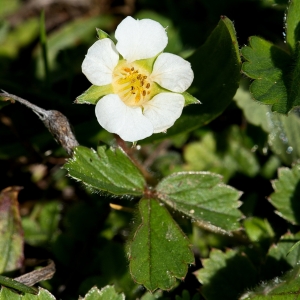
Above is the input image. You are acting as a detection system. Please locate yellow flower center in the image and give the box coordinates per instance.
[112,62,152,106]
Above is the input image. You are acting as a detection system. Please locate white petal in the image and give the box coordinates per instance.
[95,94,153,142]
[115,16,168,63]
[143,93,184,133]
[151,53,194,92]
[82,39,119,86]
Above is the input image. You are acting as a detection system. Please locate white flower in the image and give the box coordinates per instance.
[82,16,194,142]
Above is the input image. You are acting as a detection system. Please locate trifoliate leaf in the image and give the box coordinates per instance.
[128,198,194,292]
[156,172,243,232]
[64,145,145,196]
[240,263,300,299]
[269,164,300,224]
[82,286,125,300]
[241,36,292,113]
[196,249,257,300]
[0,187,23,273]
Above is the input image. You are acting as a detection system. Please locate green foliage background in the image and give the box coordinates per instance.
[3,0,300,299]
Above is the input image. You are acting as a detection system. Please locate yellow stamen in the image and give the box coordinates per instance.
[112,62,153,106]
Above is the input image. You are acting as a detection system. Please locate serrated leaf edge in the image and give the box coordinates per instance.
[64,146,145,196]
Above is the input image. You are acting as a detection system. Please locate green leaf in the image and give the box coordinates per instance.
[39,10,49,84]
[243,217,274,243]
[0,287,55,299]
[82,286,125,300]
[22,201,62,246]
[234,84,300,165]
[269,164,300,224]
[196,249,257,300]
[142,16,241,143]
[34,15,115,79]
[175,290,200,300]
[76,84,113,105]
[184,126,260,181]
[234,84,270,132]
[240,264,300,299]
[0,276,38,295]
[287,240,300,256]
[0,286,21,300]
[285,0,300,52]
[156,172,243,232]
[0,187,24,273]
[0,18,39,58]
[140,290,164,300]
[261,232,300,281]
[128,198,194,292]
[267,111,300,165]
[241,36,292,113]
[183,132,234,182]
[64,145,145,196]
[0,0,20,19]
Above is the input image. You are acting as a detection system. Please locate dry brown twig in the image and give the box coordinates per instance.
[0,91,79,156]
[15,259,56,286]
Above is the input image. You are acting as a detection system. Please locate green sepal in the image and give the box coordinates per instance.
[75,84,113,105]
[135,54,159,73]
[96,28,111,40]
[182,91,200,106]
